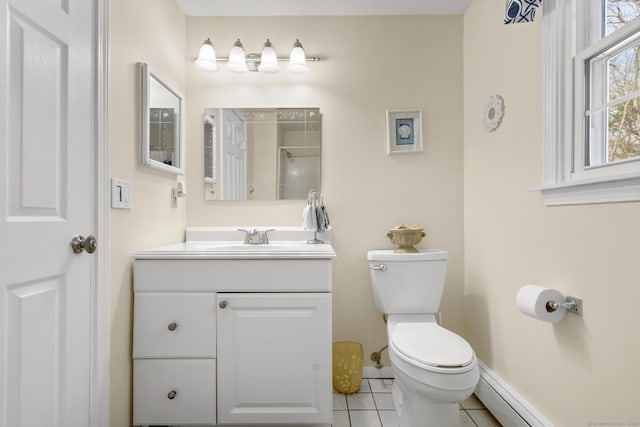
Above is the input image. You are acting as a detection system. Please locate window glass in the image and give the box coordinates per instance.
[586,38,640,165]
[607,41,640,163]
[584,1,640,166]
[605,0,640,35]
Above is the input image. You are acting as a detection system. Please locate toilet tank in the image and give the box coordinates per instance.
[367,249,448,314]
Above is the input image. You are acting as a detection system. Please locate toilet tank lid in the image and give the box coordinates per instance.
[367,249,448,261]
[390,322,474,368]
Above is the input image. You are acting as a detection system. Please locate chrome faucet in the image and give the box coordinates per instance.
[260,228,275,244]
[238,228,261,244]
[238,228,275,245]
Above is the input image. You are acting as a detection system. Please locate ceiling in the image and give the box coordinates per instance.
[176,0,472,16]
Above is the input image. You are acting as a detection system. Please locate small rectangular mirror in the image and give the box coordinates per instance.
[140,62,184,175]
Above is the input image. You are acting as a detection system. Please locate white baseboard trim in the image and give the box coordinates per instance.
[362,366,394,379]
[476,360,554,427]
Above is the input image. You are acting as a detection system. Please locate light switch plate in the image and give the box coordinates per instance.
[111,178,132,209]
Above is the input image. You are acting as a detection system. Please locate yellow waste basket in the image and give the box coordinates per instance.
[332,341,364,394]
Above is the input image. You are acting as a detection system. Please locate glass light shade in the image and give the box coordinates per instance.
[226,38,248,73]
[288,39,309,73]
[258,39,280,73]
[195,38,218,72]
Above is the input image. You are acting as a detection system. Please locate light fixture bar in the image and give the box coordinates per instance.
[215,55,321,61]
[214,54,320,72]
[195,38,320,73]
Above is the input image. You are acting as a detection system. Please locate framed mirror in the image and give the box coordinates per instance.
[140,62,184,175]
[203,108,321,201]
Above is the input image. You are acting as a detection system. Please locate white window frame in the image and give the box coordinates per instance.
[537,0,640,205]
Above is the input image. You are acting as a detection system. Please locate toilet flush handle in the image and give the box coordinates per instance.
[369,264,387,272]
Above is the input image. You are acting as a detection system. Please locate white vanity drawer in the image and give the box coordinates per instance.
[133,359,216,426]
[134,259,332,292]
[133,293,216,358]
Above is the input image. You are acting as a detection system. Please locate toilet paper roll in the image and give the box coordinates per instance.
[516,285,566,323]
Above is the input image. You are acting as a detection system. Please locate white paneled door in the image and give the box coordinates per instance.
[0,0,103,426]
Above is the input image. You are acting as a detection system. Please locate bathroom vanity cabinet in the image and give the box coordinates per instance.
[132,236,334,427]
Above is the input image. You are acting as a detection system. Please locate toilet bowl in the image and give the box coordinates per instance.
[387,315,479,427]
[367,250,479,427]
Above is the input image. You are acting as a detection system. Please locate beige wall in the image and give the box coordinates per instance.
[109,0,186,425]
[105,13,464,425]
[185,16,465,363]
[106,4,640,425]
[463,1,640,425]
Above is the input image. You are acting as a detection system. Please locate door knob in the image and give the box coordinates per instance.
[70,235,97,254]
[219,301,228,309]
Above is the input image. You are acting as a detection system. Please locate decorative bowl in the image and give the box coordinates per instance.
[387,228,425,253]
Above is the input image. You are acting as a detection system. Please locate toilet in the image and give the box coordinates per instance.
[367,249,479,427]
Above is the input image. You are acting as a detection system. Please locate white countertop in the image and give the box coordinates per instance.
[133,240,336,260]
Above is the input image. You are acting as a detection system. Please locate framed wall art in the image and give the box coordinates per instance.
[386,109,423,154]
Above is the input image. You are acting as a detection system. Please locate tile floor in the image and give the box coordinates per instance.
[333,379,502,427]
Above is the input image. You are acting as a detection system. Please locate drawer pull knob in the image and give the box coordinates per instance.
[167,390,177,400]
[168,322,178,331]
[219,301,228,309]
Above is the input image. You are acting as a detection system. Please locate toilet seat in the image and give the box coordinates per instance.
[389,320,475,369]
[388,340,479,393]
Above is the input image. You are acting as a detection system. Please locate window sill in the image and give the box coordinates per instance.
[530,174,640,206]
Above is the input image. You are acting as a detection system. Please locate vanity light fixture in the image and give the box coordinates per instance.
[195,38,319,73]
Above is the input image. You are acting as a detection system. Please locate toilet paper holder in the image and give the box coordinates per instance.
[546,295,583,316]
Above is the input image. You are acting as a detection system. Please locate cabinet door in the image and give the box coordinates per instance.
[217,293,332,425]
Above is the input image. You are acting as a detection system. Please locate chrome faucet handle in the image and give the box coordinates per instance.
[261,228,276,244]
[237,228,251,244]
